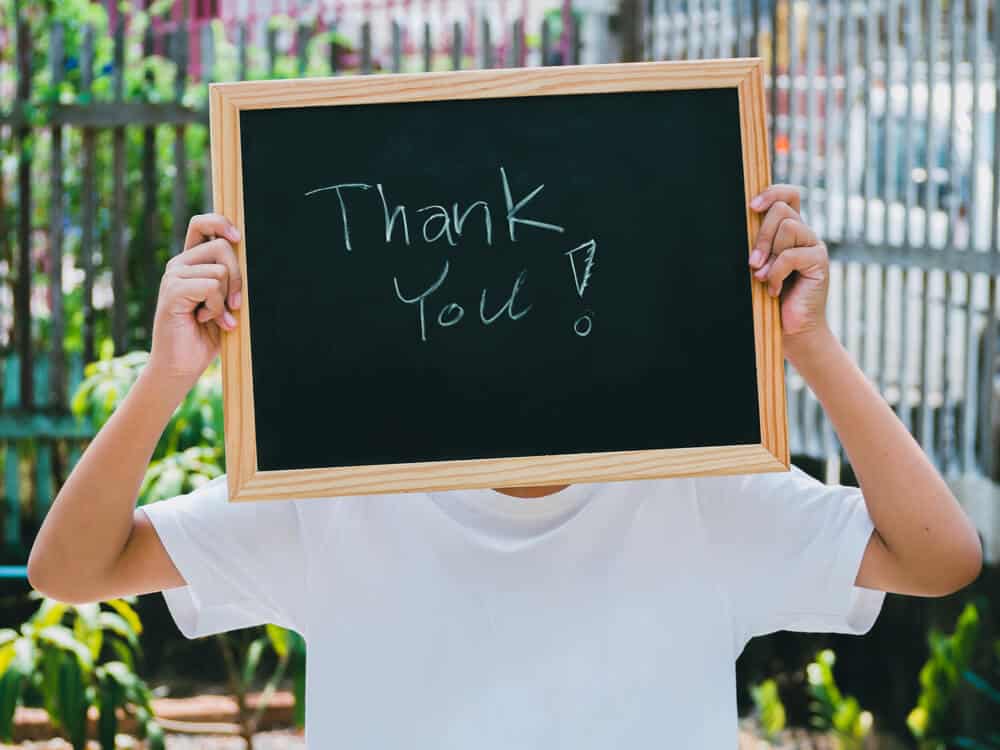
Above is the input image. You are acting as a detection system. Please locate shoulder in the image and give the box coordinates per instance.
[693,463,838,503]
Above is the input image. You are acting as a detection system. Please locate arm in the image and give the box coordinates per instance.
[749,185,983,598]
[27,214,244,604]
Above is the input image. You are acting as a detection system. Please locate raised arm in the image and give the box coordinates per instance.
[749,185,983,598]
[27,214,243,604]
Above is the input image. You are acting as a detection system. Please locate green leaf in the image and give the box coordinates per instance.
[37,625,94,672]
[98,612,140,650]
[0,666,27,741]
[105,599,143,636]
[266,624,290,659]
[57,654,88,750]
[0,629,19,648]
[243,638,265,688]
[108,637,135,672]
[96,669,123,750]
[32,598,69,629]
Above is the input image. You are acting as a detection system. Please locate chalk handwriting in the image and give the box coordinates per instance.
[392,260,451,343]
[479,269,532,324]
[302,182,372,251]
[565,240,597,297]
[305,169,596,341]
[499,166,566,241]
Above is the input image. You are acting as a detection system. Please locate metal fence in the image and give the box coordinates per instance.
[645,0,1000,481]
[2,0,1000,558]
[0,1,586,558]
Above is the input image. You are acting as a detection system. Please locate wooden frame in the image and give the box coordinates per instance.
[209,58,789,502]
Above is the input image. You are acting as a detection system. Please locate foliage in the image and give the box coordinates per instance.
[749,677,786,742]
[216,624,307,747]
[805,649,873,749]
[909,602,1000,750]
[70,347,223,502]
[0,593,163,750]
[68,348,306,740]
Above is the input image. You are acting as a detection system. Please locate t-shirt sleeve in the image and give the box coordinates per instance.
[694,464,886,649]
[140,474,309,640]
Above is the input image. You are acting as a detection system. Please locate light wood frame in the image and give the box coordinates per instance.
[209,58,789,502]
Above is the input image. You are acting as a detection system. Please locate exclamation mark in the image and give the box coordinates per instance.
[565,239,597,337]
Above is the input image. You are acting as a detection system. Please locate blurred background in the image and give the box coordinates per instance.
[1,0,999,747]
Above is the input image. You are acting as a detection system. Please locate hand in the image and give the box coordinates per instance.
[147,214,243,390]
[748,185,830,351]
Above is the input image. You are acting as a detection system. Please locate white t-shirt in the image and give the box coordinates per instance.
[141,464,885,749]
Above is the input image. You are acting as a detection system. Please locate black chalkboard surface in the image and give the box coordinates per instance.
[211,61,789,501]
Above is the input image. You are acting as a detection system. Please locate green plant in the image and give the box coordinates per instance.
[806,648,873,750]
[216,624,307,747]
[70,350,307,740]
[908,603,983,749]
[908,602,1000,750]
[0,593,164,750]
[71,347,224,502]
[749,677,787,742]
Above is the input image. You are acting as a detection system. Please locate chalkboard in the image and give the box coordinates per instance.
[209,60,789,502]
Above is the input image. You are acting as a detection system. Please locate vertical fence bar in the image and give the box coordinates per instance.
[937,0,962,473]
[512,18,524,68]
[883,0,897,247]
[541,16,552,65]
[66,353,85,470]
[423,21,434,72]
[824,0,837,239]
[841,0,854,239]
[985,2,1000,476]
[329,21,340,76]
[80,25,97,367]
[297,18,311,75]
[111,17,128,356]
[267,24,278,77]
[481,17,493,68]
[202,22,215,210]
[786,0,799,186]
[422,20,432,72]
[14,0,34,410]
[141,22,159,344]
[238,21,248,81]
[33,357,52,516]
[899,0,919,434]
[920,0,940,459]
[878,0,895,410]
[858,0,875,413]
[391,19,403,73]
[961,0,986,472]
[666,0,679,60]
[49,22,66,412]
[767,0,778,172]
[452,20,463,69]
[362,20,373,74]
[836,0,857,462]
[571,9,581,64]
[687,0,698,58]
[819,0,839,459]
[4,357,21,551]
[172,10,190,261]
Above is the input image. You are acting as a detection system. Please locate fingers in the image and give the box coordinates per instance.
[759,244,828,297]
[177,277,237,330]
[749,184,802,215]
[184,213,240,251]
[753,217,820,280]
[749,200,800,267]
[170,236,243,311]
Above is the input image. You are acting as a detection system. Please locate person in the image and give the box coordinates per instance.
[27,184,982,748]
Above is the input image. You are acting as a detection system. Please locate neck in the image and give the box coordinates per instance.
[492,485,569,499]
